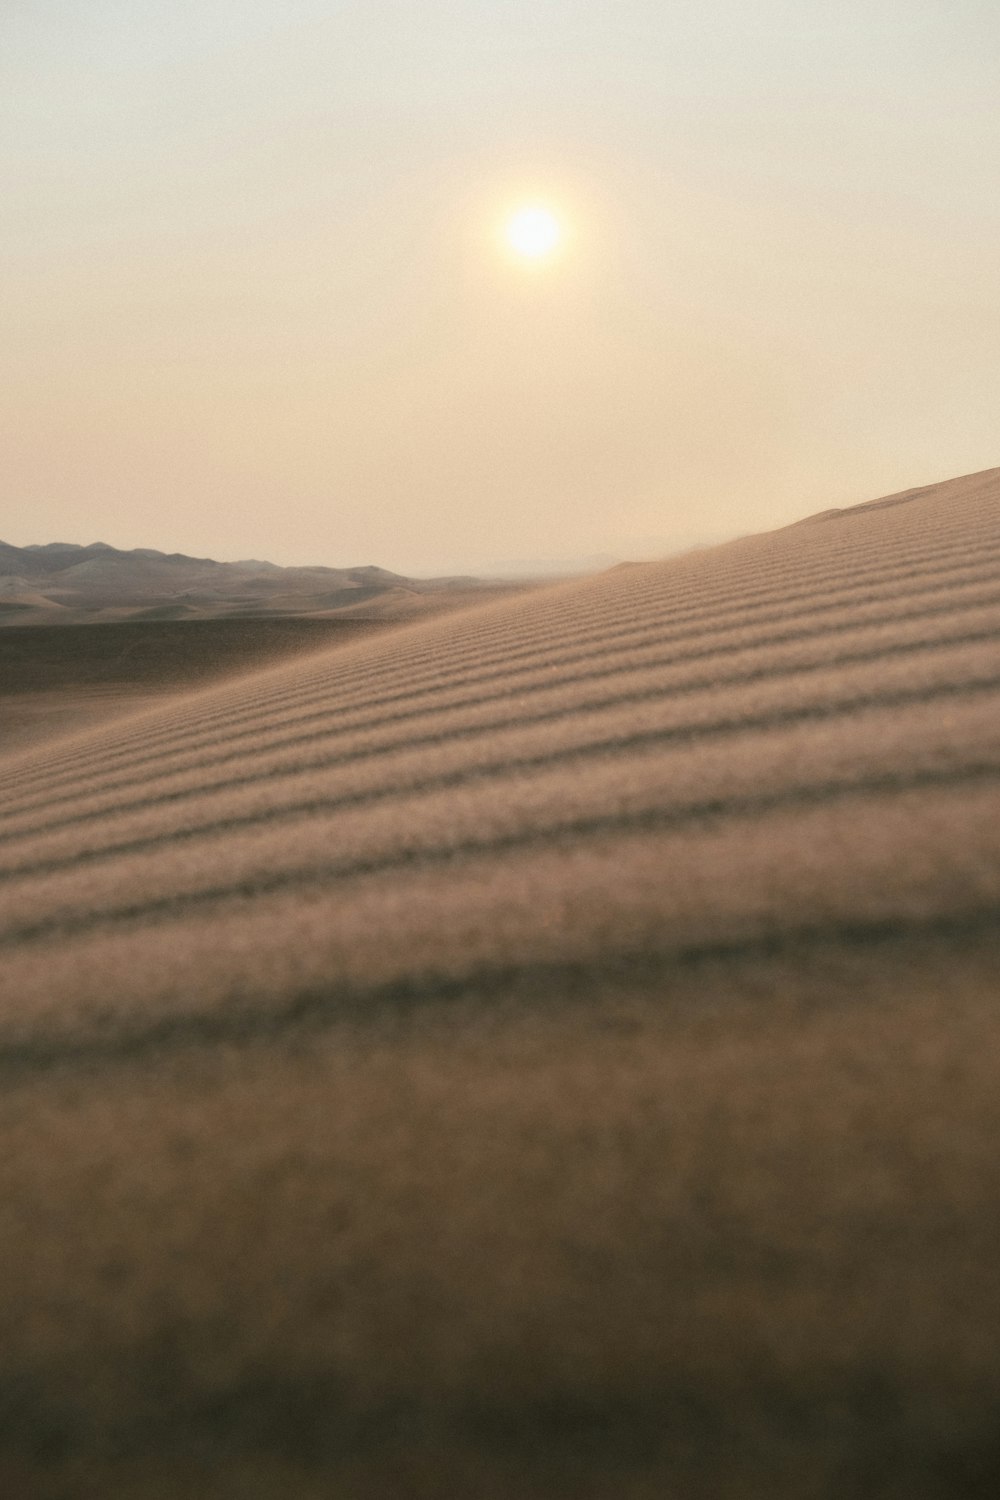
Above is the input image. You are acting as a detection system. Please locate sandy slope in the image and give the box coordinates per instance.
[0,467,998,1497]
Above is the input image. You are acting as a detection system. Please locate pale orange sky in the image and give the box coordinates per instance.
[2,1,998,574]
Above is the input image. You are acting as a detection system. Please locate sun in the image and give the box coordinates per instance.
[504,205,563,263]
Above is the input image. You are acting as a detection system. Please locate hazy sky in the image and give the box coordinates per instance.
[3,1,998,573]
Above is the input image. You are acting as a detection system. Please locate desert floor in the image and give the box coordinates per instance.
[0,468,998,1498]
[0,617,396,757]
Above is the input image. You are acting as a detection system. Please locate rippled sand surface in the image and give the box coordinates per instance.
[1,467,998,1497]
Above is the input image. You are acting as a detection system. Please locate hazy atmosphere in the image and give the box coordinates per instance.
[3,0,999,572]
[3,8,1000,1495]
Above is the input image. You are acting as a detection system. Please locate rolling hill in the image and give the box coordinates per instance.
[0,539,490,624]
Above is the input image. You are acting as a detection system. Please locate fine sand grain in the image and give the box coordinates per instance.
[0,467,998,1497]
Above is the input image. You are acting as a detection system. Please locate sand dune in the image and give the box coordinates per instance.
[0,466,998,1497]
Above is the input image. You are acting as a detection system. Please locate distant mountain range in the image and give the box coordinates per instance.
[0,541,498,625]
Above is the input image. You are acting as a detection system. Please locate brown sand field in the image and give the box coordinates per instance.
[0,466,998,1497]
[0,617,398,757]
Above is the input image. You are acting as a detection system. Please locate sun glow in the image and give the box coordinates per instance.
[504,205,564,263]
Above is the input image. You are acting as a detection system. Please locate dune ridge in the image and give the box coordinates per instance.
[0,466,998,1497]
